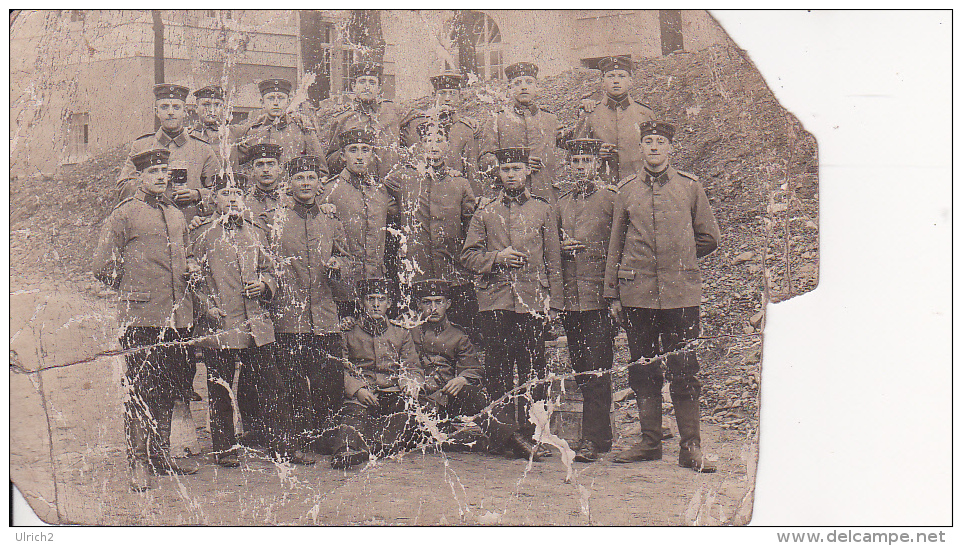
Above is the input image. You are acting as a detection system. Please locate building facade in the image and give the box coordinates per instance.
[10,9,728,176]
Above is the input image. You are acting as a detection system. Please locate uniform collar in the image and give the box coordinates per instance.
[574,179,598,197]
[292,199,319,218]
[501,187,531,205]
[427,163,448,181]
[220,213,245,230]
[355,97,381,115]
[513,102,539,116]
[253,185,279,201]
[360,316,389,336]
[157,127,187,147]
[137,189,167,208]
[422,317,449,336]
[605,92,632,111]
[437,109,455,126]
[643,166,672,187]
[343,168,376,189]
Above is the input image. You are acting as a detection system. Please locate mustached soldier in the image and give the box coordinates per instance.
[242,143,286,228]
[461,147,563,446]
[605,122,721,472]
[93,148,197,491]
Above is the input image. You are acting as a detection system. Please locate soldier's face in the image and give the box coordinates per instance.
[418,295,450,323]
[197,98,224,124]
[251,158,281,188]
[214,187,247,216]
[570,154,599,180]
[641,135,673,170]
[509,76,539,105]
[362,293,391,320]
[261,91,290,118]
[602,69,631,97]
[352,76,381,102]
[154,99,186,130]
[435,88,460,111]
[342,143,374,175]
[498,162,529,191]
[290,171,319,203]
[140,164,169,195]
[419,132,448,164]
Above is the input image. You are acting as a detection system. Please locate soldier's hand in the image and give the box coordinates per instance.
[528,155,544,173]
[608,299,625,327]
[243,280,267,298]
[319,203,337,216]
[580,98,599,113]
[326,257,341,271]
[337,315,356,332]
[440,376,469,397]
[207,307,227,321]
[496,247,528,268]
[188,215,207,231]
[173,187,198,205]
[561,238,586,254]
[599,143,618,159]
[356,388,378,407]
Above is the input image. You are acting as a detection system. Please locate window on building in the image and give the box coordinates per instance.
[340,49,356,92]
[450,11,503,81]
[63,113,90,164]
[204,10,233,21]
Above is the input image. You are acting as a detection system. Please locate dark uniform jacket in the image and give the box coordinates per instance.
[461,188,564,314]
[92,190,193,329]
[342,318,423,397]
[269,201,352,335]
[383,163,476,285]
[604,167,721,309]
[246,186,285,229]
[318,169,398,296]
[237,112,326,175]
[410,318,482,393]
[324,97,403,179]
[479,103,564,202]
[188,215,277,349]
[401,109,483,195]
[556,178,618,312]
[117,128,219,222]
[573,92,654,181]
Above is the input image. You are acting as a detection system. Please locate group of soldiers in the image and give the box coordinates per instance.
[92,55,721,493]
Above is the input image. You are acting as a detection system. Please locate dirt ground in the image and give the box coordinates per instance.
[11,285,755,526]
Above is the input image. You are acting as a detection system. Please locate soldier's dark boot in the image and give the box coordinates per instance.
[150,401,198,476]
[674,398,716,473]
[613,397,663,463]
[506,432,542,462]
[126,410,153,492]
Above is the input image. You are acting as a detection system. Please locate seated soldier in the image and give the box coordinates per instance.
[331,278,424,469]
[410,279,541,460]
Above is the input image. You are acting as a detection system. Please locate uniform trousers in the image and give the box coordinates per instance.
[622,306,701,401]
[479,310,548,434]
[202,344,291,455]
[560,310,616,450]
[120,327,191,461]
[274,333,345,451]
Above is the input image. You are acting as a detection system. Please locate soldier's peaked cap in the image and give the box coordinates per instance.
[193,85,225,100]
[566,138,604,156]
[413,279,451,300]
[356,278,394,298]
[153,83,190,101]
[338,128,376,149]
[350,61,383,80]
[598,55,633,74]
[286,155,323,176]
[258,78,293,96]
[430,72,466,90]
[211,172,249,192]
[242,143,283,164]
[639,121,676,142]
[493,147,530,164]
[504,62,539,81]
[131,148,171,171]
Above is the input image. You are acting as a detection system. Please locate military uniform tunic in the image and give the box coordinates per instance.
[556,179,618,312]
[237,113,326,175]
[245,186,284,229]
[479,104,564,202]
[573,92,654,181]
[324,98,403,179]
[401,109,483,195]
[342,319,423,397]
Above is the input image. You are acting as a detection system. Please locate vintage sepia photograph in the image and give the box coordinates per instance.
[8,9,822,526]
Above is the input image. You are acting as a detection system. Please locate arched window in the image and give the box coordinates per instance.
[449,10,503,80]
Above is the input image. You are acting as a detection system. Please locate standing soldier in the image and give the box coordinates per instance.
[479,62,563,203]
[400,72,483,195]
[383,122,478,337]
[605,122,721,472]
[573,55,655,183]
[191,84,245,169]
[93,148,198,491]
[324,62,404,180]
[242,143,286,228]
[318,128,399,317]
[461,147,563,444]
[270,155,353,458]
[553,138,619,463]
[238,78,326,173]
[117,83,219,224]
[189,175,311,466]
[410,279,540,460]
